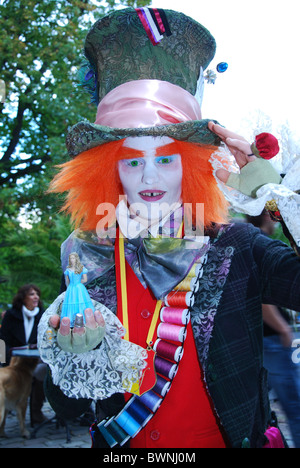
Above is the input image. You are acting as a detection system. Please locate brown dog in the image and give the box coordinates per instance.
[0,357,38,439]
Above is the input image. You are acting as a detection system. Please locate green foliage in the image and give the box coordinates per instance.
[0,0,149,307]
[0,214,73,309]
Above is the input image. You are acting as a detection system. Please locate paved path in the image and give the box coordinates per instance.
[0,397,295,448]
[0,400,92,448]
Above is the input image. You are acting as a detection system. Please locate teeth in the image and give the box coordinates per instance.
[141,192,164,197]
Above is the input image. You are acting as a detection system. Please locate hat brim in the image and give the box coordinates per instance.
[66,119,222,157]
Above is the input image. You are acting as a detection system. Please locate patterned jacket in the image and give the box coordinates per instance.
[190,222,300,447]
[46,222,300,447]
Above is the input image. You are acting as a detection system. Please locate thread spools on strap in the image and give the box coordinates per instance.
[94,251,208,447]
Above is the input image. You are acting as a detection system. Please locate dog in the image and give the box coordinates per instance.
[0,357,39,439]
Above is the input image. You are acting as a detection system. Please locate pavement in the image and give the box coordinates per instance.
[0,400,92,448]
[0,395,295,448]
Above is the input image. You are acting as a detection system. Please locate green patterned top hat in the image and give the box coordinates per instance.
[66,7,221,157]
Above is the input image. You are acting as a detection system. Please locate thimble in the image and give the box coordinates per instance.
[74,313,84,328]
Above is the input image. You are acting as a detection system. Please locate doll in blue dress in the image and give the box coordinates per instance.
[60,252,94,327]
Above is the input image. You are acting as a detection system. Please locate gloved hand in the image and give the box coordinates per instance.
[226,158,282,197]
[49,308,106,354]
[208,122,281,197]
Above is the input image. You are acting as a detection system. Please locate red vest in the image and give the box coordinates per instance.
[116,257,227,448]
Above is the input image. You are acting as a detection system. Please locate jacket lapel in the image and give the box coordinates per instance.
[190,224,235,367]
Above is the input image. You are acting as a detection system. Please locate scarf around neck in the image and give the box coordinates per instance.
[22,305,39,344]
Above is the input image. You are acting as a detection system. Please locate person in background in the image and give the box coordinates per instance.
[246,212,300,448]
[0,284,47,424]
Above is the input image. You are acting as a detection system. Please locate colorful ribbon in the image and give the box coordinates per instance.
[135,7,172,46]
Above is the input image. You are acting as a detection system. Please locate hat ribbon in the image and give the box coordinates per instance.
[94,79,202,128]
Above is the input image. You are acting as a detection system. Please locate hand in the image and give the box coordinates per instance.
[208,121,255,183]
[279,328,293,348]
[208,121,281,197]
[49,308,106,354]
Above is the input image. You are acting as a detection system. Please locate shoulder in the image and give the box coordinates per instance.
[207,222,261,249]
[4,307,22,320]
[0,308,22,332]
[82,267,88,274]
[209,222,296,264]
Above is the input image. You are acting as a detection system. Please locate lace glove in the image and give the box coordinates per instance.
[38,293,148,400]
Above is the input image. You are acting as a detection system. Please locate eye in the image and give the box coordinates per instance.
[156,155,176,164]
[124,159,142,167]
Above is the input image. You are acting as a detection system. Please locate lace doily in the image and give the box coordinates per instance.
[210,147,300,247]
[38,293,148,400]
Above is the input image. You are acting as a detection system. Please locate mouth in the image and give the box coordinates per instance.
[138,190,166,202]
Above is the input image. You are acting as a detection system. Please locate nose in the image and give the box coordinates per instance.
[142,160,159,185]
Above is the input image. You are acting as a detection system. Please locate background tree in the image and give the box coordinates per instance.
[0,0,149,311]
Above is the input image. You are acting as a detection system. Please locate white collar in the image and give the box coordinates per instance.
[116,199,183,239]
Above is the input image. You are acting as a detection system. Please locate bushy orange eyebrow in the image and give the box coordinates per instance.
[119,142,179,159]
[155,142,179,156]
[117,146,144,159]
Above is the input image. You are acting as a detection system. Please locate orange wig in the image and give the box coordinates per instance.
[49,139,228,231]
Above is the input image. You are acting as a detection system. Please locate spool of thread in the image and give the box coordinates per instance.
[102,418,130,447]
[160,307,190,325]
[153,339,183,362]
[138,390,162,413]
[174,277,199,292]
[153,374,171,397]
[98,421,119,448]
[155,356,177,379]
[165,291,194,308]
[157,323,186,343]
[126,398,153,427]
[187,263,201,277]
[115,410,141,437]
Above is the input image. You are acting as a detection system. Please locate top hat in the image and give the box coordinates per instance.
[66,7,221,157]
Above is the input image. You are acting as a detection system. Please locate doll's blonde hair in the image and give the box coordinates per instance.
[68,252,84,274]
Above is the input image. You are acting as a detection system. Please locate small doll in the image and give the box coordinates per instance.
[60,252,94,327]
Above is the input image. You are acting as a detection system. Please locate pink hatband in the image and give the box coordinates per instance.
[94,79,202,129]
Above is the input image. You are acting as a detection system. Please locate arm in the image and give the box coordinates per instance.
[65,274,70,287]
[81,273,87,284]
[262,304,293,347]
[0,312,14,347]
[250,227,300,312]
[208,122,281,195]
[0,312,17,362]
[208,122,300,254]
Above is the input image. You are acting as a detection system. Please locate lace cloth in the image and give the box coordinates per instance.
[210,147,300,246]
[38,293,148,400]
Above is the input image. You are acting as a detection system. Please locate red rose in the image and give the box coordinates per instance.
[255,133,280,160]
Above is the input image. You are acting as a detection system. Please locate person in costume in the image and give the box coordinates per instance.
[38,8,300,448]
[60,252,95,327]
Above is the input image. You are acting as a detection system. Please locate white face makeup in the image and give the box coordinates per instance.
[118,136,182,223]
